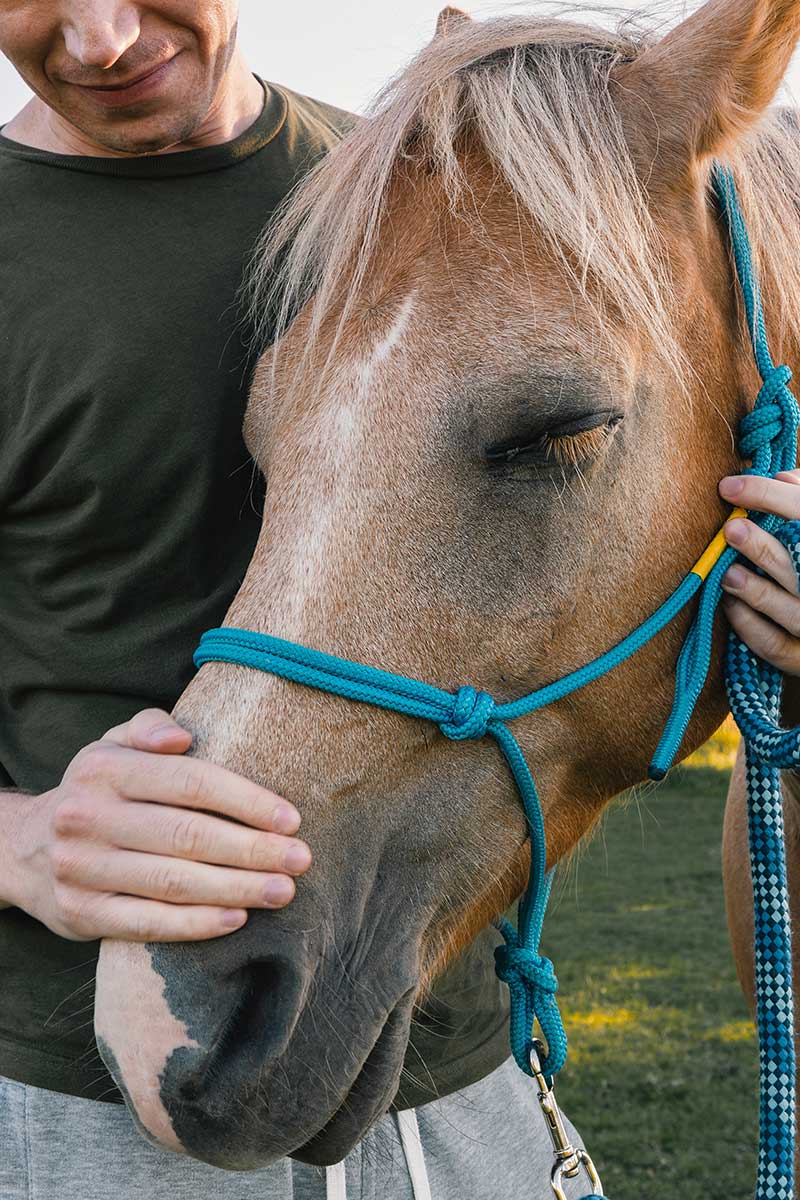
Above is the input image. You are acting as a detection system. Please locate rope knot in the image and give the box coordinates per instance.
[739,365,793,462]
[440,686,496,741]
[493,944,559,995]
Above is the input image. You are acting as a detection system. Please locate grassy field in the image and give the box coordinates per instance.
[541,724,758,1198]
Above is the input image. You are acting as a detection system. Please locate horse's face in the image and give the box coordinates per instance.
[94,1,800,1172]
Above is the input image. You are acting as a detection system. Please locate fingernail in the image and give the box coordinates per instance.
[152,723,179,739]
[720,476,745,498]
[222,909,248,927]
[724,518,747,545]
[273,803,301,835]
[723,566,746,589]
[263,877,294,905]
[284,843,312,873]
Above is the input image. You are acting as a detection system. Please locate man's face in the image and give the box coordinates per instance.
[0,1,241,153]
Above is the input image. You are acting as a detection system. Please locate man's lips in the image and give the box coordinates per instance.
[70,55,178,108]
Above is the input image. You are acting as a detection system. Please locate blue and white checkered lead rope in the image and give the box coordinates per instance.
[194,165,798,1199]
[714,166,798,1200]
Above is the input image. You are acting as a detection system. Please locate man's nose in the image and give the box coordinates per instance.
[62,2,141,69]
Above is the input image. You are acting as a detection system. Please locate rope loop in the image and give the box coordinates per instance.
[439,686,496,741]
[493,917,567,1079]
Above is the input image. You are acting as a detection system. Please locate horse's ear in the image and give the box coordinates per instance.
[615,0,800,174]
[435,7,472,37]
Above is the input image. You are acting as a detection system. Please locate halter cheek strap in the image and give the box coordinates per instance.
[195,166,800,1200]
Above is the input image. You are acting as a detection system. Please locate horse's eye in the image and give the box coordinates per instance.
[485,410,623,468]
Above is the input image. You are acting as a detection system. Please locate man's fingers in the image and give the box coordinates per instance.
[721,565,800,634]
[102,709,192,754]
[68,743,301,835]
[723,595,800,673]
[723,518,798,594]
[73,892,249,943]
[719,471,800,520]
[84,798,311,875]
[58,848,296,909]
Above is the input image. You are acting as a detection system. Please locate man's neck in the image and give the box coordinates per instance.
[2,52,264,158]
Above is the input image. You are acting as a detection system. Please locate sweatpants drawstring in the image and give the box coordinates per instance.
[324,1107,433,1200]
[396,1108,433,1200]
[325,1160,347,1200]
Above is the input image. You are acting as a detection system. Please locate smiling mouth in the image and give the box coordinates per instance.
[72,54,179,106]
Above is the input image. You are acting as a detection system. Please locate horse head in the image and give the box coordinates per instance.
[95,0,800,1169]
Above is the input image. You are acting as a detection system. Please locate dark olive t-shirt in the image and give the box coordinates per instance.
[0,81,510,1111]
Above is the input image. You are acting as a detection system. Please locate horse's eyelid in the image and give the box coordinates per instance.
[485,411,622,463]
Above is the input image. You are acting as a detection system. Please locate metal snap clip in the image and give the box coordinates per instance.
[529,1041,604,1200]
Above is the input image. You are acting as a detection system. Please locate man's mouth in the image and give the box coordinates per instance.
[72,54,179,109]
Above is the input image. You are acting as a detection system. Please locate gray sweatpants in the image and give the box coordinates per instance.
[0,1058,593,1199]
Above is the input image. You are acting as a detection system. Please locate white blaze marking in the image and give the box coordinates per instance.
[372,292,416,364]
[279,292,416,637]
[95,941,198,1153]
[91,297,421,1126]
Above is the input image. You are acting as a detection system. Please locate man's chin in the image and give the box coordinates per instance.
[39,84,206,158]
[65,112,202,157]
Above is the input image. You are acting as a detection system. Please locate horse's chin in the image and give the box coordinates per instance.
[289,996,416,1167]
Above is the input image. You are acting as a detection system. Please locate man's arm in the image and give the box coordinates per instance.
[0,710,311,942]
[0,790,26,911]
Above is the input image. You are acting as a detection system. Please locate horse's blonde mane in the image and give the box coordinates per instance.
[248,6,800,381]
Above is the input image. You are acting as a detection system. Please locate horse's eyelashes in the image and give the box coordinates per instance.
[541,420,619,467]
[485,410,623,469]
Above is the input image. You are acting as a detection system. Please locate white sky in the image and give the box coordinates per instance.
[0,1,797,119]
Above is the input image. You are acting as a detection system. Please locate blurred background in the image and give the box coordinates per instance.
[0,3,789,1197]
[0,0,798,119]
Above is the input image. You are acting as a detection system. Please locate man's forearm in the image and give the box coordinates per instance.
[0,790,28,909]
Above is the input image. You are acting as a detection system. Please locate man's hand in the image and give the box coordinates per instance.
[3,708,311,943]
[720,470,800,672]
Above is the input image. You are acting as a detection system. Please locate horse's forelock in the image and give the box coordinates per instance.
[247,7,800,418]
[245,10,673,379]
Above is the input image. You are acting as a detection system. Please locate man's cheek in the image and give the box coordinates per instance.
[3,51,48,98]
[153,0,236,53]
[0,18,54,90]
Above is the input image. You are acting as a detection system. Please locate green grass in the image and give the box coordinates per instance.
[541,761,758,1198]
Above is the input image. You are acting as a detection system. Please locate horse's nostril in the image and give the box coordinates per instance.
[233,956,306,1051]
[174,954,308,1104]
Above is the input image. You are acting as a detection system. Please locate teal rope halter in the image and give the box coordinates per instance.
[195,166,799,1199]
